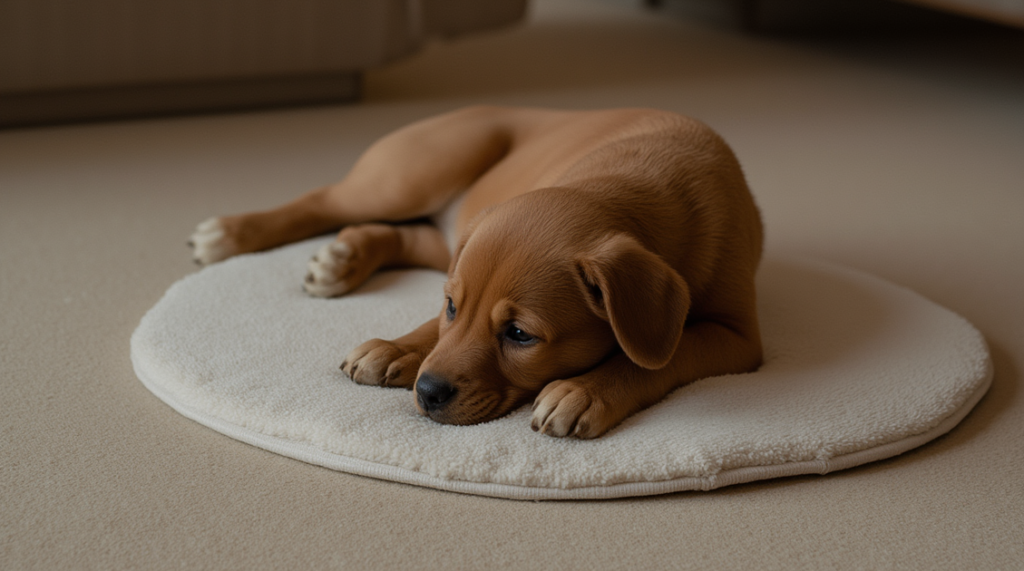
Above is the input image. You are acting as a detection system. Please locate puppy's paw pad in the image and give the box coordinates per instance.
[531,380,609,439]
[190,217,239,265]
[341,339,419,389]
[304,242,355,298]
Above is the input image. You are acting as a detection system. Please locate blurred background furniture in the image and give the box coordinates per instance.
[0,0,527,127]
[895,0,1024,27]
[649,0,1024,32]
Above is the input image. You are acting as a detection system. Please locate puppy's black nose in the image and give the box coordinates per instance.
[416,373,456,412]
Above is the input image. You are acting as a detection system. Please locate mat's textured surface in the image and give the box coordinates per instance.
[131,237,991,499]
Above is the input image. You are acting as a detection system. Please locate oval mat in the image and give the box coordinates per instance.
[131,238,991,500]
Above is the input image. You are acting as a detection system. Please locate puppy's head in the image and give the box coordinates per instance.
[414,189,689,425]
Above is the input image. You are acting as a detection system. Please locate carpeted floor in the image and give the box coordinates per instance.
[3,0,1022,568]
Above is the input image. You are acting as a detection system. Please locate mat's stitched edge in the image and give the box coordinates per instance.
[131,339,993,501]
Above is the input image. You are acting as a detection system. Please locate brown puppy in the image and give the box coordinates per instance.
[189,106,763,438]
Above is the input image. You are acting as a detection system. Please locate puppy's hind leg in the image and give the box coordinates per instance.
[304,222,450,298]
[190,186,348,265]
[315,106,513,226]
[191,106,512,265]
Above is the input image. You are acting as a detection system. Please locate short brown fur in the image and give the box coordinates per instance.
[190,106,764,438]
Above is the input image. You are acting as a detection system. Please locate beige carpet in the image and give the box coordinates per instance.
[3,0,1023,568]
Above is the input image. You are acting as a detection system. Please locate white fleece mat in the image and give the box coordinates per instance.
[131,237,992,500]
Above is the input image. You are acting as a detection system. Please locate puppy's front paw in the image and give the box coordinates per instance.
[531,380,612,439]
[189,217,240,265]
[341,339,420,389]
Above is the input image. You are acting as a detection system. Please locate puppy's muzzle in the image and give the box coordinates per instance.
[416,372,457,414]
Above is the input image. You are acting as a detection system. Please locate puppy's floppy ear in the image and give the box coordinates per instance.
[575,233,690,370]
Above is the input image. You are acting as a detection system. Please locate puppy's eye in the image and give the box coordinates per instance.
[504,324,536,345]
[446,297,456,321]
